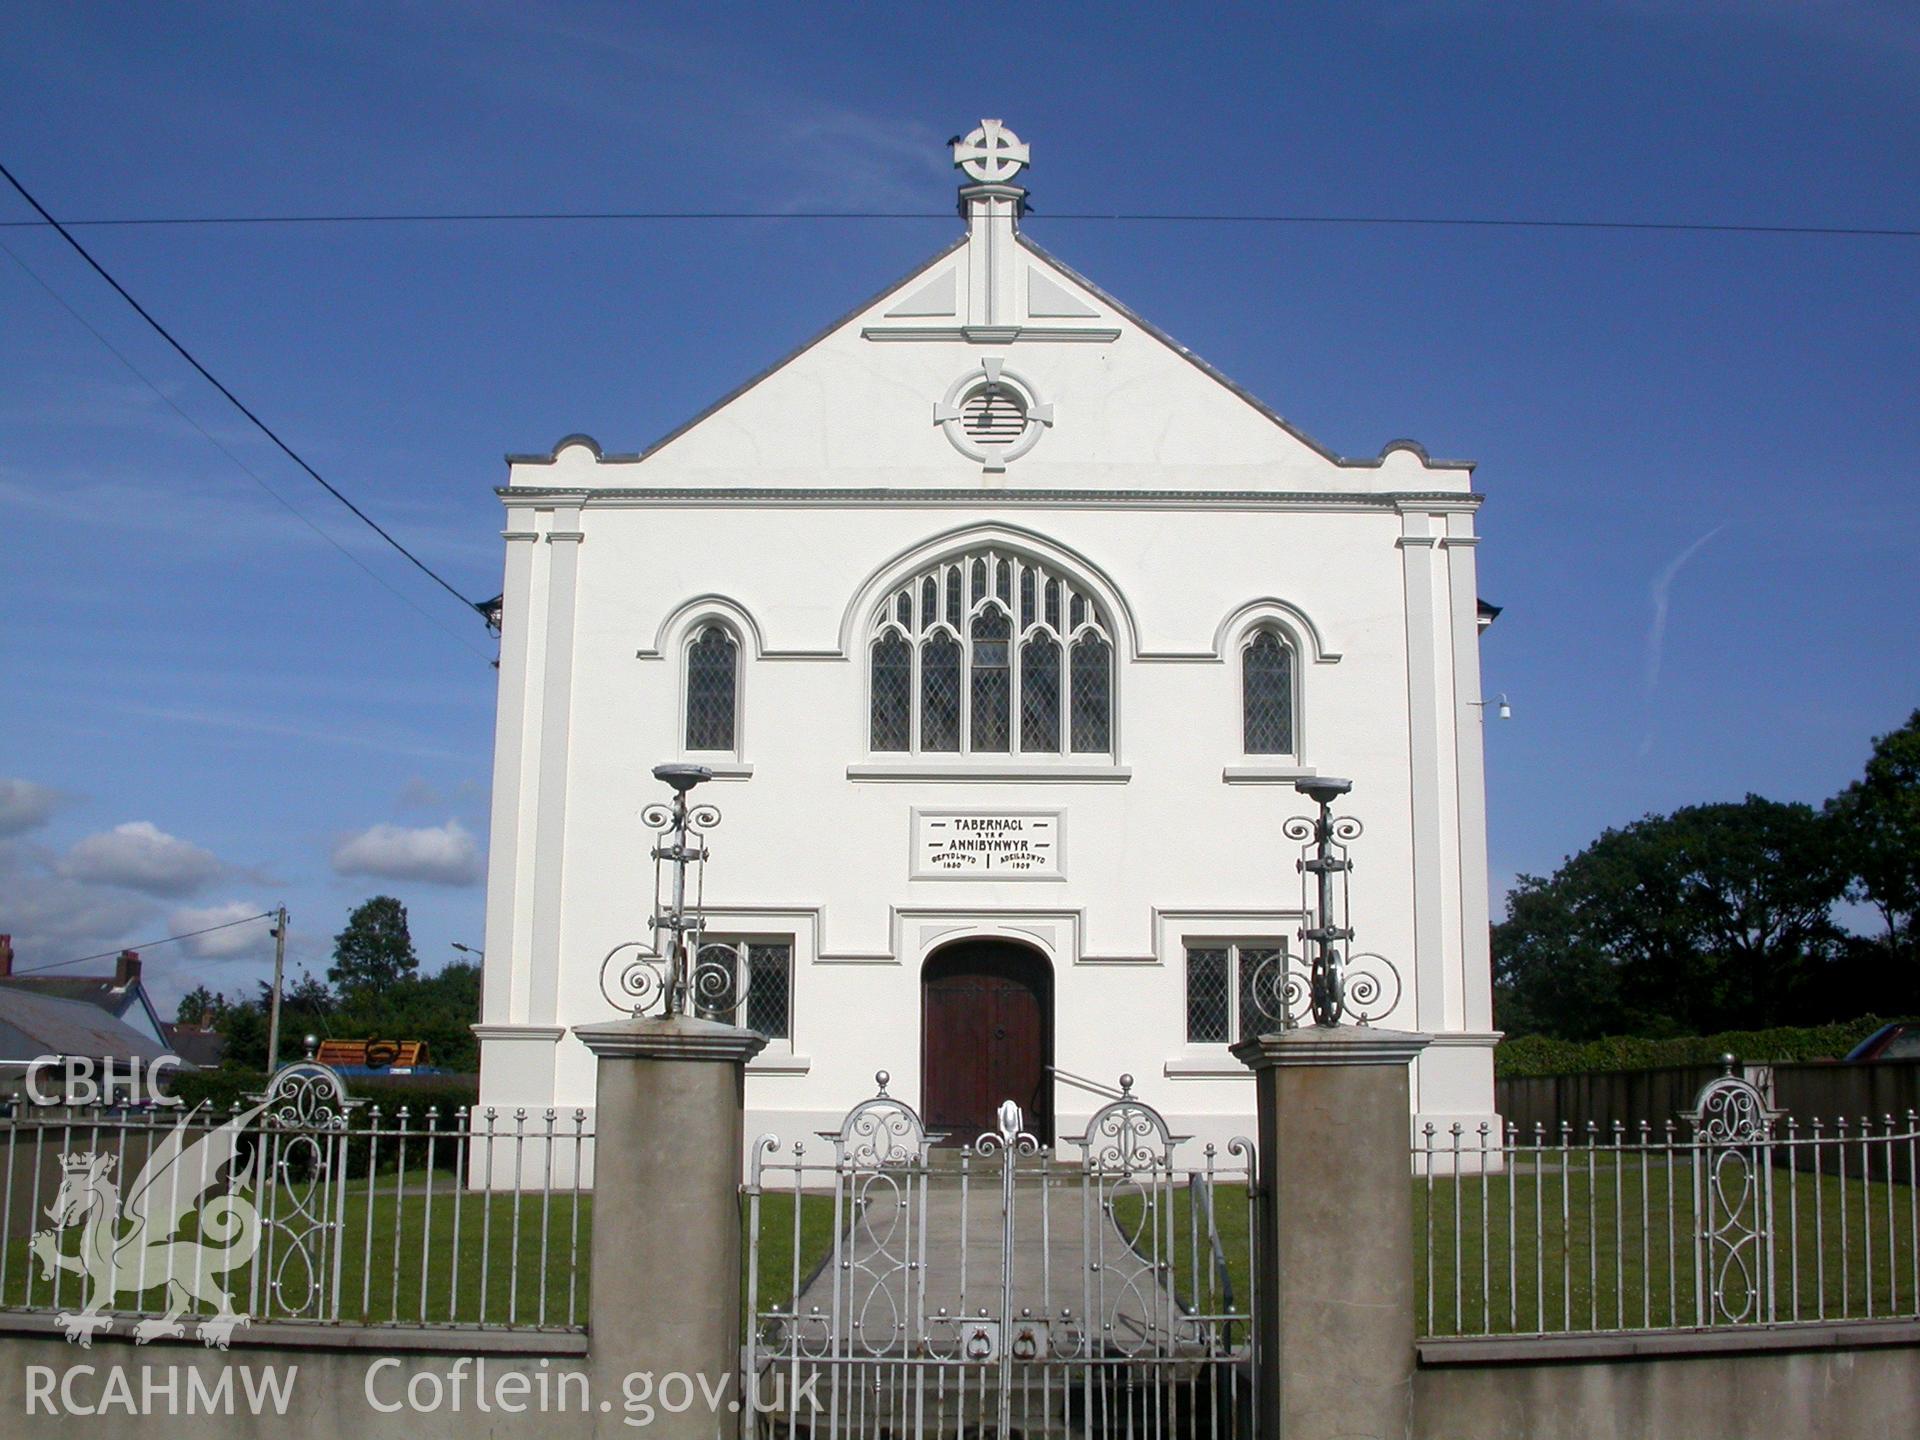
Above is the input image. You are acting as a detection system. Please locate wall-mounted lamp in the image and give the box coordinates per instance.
[1471,693,1512,721]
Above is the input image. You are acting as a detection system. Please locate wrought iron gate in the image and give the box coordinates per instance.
[250,1057,357,1321]
[745,1072,1254,1438]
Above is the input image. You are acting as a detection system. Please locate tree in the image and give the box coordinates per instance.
[216,1000,268,1070]
[328,896,419,995]
[176,986,218,1026]
[1493,796,1848,1039]
[1828,708,1920,946]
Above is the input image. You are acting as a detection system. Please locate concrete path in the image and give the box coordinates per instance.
[790,1163,1179,1355]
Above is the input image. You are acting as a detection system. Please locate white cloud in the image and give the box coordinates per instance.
[61,821,225,897]
[0,839,157,969]
[330,820,483,887]
[167,901,273,959]
[0,778,64,836]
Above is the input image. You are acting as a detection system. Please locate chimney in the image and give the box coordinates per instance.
[0,934,12,978]
[114,949,141,988]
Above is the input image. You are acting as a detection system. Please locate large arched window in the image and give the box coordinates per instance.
[868,549,1113,756]
[685,623,739,752]
[1242,627,1296,755]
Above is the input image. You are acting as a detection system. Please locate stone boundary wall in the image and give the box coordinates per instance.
[0,1318,614,1438]
[1415,1321,1920,1440]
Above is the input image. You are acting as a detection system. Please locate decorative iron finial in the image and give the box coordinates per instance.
[599,764,749,1020]
[1245,779,1402,1030]
[952,119,1030,184]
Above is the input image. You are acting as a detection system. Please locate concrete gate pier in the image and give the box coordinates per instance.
[1234,1024,1431,1440]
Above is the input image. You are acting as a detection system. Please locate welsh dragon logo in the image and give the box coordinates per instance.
[31,1101,267,1348]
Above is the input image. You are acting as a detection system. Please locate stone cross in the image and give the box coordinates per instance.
[952,118,1030,183]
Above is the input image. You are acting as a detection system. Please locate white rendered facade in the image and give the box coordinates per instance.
[475,124,1500,1161]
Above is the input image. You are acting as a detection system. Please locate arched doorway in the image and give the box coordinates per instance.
[921,939,1053,1143]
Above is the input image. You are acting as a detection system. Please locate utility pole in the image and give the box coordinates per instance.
[266,906,288,1073]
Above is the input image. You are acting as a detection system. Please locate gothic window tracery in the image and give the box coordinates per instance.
[868,550,1114,757]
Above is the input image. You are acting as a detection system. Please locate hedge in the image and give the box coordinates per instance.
[1495,1017,1893,1078]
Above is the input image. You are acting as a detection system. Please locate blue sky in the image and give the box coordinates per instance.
[2,2,1916,1015]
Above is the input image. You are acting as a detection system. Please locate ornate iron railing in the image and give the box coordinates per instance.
[1417,1064,1920,1338]
[0,1060,590,1342]
[743,1072,1255,1439]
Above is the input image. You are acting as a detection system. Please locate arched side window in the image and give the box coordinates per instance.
[1242,627,1296,756]
[685,623,739,752]
[867,549,1114,757]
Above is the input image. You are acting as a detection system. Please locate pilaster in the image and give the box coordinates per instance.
[480,516,540,1025]
[1397,512,1449,1040]
[528,505,584,1027]
[1442,517,1493,1033]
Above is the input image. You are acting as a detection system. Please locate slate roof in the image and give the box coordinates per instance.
[0,972,168,1047]
[0,988,175,1066]
[160,1021,227,1069]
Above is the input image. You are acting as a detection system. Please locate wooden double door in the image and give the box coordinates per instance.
[921,940,1053,1143]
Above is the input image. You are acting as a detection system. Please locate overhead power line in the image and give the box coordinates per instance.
[0,208,1915,240]
[11,911,276,977]
[0,238,494,659]
[0,162,485,621]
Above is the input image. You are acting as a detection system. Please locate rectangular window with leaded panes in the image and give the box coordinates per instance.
[1184,942,1286,1044]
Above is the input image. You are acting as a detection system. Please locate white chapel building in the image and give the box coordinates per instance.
[475,121,1500,1158]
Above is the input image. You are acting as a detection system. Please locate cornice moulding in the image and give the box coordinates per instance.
[497,487,1485,513]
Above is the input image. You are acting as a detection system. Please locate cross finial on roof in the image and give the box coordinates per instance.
[952,119,1029,184]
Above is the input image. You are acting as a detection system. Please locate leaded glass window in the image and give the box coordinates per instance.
[1070,634,1111,753]
[685,624,738,751]
[1238,946,1282,1041]
[870,630,911,751]
[971,606,1011,752]
[744,942,792,1039]
[1185,947,1230,1043]
[865,548,1116,758]
[697,938,792,1040]
[1021,633,1061,753]
[1185,942,1286,1044]
[922,631,962,751]
[1243,629,1295,755]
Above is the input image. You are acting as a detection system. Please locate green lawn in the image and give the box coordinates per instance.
[1417,1158,1920,1336]
[3,1175,839,1338]
[1110,1162,1920,1339]
[3,1179,590,1328]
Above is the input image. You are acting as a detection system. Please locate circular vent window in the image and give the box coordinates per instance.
[936,362,1052,471]
[961,384,1027,446]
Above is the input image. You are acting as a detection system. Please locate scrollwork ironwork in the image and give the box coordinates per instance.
[1689,1063,1773,1145]
[1076,1074,1176,1175]
[835,1071,929,1168]
[1687,1060,1777,1325]
[1248,781,1403,1029]
[597,767,744,1019]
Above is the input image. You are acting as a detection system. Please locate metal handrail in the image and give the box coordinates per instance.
[1191,1169,1237,1319]
[1044,1064,1125,1100]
